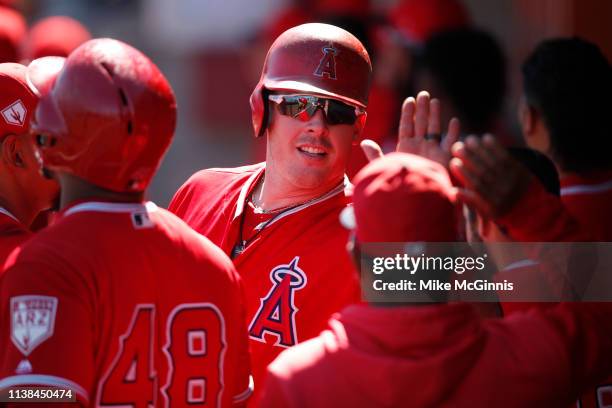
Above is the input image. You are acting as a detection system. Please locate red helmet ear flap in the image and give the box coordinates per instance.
[249,82,268,138]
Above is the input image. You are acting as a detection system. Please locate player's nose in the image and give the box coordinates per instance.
[304,109,329,135]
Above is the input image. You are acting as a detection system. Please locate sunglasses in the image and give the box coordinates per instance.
[268,94,365,125]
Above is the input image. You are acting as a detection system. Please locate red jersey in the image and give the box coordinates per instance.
[496,179,589,242]
[0,208,30,267]
[497,175,612,407]
[494,259,560,316]
[259,303,612,408]
[559,172,612,408]
[169,164,360,392]
[560,171,612,241]
[0,201,252,407]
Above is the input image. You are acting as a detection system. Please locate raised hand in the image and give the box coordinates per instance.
[449,134,532,219]
[361,91,460,167]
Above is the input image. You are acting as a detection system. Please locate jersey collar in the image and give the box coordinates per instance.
[233,165,350,224]
[0,207,19,223]
[63,201,158,217]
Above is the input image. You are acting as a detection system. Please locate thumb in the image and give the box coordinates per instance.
[360,139,384,162]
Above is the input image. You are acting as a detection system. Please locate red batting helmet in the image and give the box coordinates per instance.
[31,38,177,193]
[250,23,372,138]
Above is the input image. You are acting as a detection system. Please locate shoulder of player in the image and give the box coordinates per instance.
[183,163,264,187]
[3,215,102,277]
[268,335,331,380]
[152,209,241,279]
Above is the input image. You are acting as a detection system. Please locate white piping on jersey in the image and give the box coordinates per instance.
[234,166,351,231]
[0,374,89,403]
[500,259,539,273]
[0,207,19,223]
[64,201,158,217]
[560,178,612,196]
[234,167,266,219]
[233,375,254,403]
[252,179,347,231]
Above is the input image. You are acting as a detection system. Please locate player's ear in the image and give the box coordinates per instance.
[1,134,25,168]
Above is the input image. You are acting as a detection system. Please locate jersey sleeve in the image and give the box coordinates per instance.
[0,258,94,406]
[496,179,591,242]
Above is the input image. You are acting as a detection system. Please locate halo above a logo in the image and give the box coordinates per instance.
[313,44,338,80]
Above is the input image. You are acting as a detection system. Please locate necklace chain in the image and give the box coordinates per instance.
[249,175,335,214]
[231,175,346,259]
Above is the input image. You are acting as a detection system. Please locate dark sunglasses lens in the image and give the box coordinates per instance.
[276,96,312,118]
[326,99,358,125]
[274,95,359,124]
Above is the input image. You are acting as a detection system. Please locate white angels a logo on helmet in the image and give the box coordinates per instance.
[314,44,338,80]
[1,100,27,127]
[11,295,58,356]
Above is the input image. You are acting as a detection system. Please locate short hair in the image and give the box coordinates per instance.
[522,37,612,172]
[508,147,560,196]
[419,28,506,134]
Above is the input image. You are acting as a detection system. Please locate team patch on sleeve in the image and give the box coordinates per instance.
[10,295,58,356]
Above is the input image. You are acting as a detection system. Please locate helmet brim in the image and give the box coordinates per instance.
[26,56,65,97]
[264,79,367,109]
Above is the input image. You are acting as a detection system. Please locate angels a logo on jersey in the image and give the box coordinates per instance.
[313,44,338,80]
[1,100,27,127]
[11,295,58,356]
[248,256,307,348]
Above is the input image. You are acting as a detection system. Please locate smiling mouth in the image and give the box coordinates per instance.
[297,145,328,158]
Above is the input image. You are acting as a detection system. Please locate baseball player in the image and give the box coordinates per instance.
[0,58,61,263]
[0,38,252,407]
[519,38,612,242]
[259,152,612,408]
[169,23,370,389]
[452,37,612,408]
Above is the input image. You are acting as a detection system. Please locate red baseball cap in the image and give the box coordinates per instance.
[0,5,26,63]
[390,0,470,44]
[0,57,64,138]
[341,152,458,242]
[23,16,91,61]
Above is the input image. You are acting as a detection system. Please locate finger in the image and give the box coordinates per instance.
[360,139,384,162]
[449,156,490,198]
[414,91,430,139]
[427,98,441,137]
[464,134,498,169]
[442,117,460,152]
[398,97,416,150]
[482,133,511,164]
[453,136,489,176]
[450,140,465,158]
[449,157,468,186]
